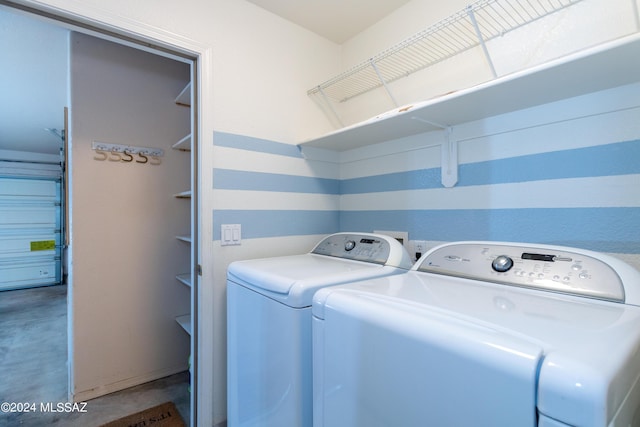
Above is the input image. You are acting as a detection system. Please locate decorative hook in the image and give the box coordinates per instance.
[93,150,108,161]
[122,150,134,162]
[136,152,148,164]
[108,150,122,162]
[149,155,162,166]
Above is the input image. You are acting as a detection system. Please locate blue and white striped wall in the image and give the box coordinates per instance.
[213,81,640,256]
[212,132,340,241]
[340,81,640,254]
[341,140,640,253]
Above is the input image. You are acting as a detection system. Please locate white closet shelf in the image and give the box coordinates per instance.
[176,273,191,288]
[172,78,194,422]
[175,82,191,107]
[299,32,640,152]
[176,314,191,335]
[172,134,191,151]
[308,0,584,104]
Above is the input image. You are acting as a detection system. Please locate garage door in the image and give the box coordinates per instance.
[0,177,62,291]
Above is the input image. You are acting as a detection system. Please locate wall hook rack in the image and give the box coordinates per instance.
[92,141,164,165]
[92,141,164,157]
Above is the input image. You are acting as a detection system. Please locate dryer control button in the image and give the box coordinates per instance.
[492,255,514,272]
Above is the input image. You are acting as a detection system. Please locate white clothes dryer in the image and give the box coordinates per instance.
[313,241,640,427]
[226,232,412,427]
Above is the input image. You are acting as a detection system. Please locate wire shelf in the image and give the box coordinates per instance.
[308,0,585,103]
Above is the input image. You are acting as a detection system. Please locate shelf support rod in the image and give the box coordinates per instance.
[370,59,399,107]
[467,5,497,79]
[317,86,344,128]
[441,126,458,188]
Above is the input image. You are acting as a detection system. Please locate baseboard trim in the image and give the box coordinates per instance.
[72,364,188,402]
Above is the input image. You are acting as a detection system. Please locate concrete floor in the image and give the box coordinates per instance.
[0,284,190,426]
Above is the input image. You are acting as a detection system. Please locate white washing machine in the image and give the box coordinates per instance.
[227,232,412,427]
[313,241,640,427]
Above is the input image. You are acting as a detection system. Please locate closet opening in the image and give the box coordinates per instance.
[0,1,205,425]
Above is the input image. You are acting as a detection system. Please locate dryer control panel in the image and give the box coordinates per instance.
[312,233,410,268]
[418,242,626,302]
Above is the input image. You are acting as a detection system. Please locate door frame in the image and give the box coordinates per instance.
[0,1,215,425]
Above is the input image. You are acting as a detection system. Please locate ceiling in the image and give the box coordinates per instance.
[246,0,411,43]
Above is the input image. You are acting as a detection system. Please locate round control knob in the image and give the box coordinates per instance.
[344,240,356,251]
[492,255,514,272]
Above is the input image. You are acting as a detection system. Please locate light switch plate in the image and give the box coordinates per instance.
[221,224,241,246]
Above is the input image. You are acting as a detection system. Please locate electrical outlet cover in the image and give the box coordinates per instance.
[414,240,427,253]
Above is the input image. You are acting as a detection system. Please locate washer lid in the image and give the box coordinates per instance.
[313,269,640,427]
[228,253,382,294]
[315,277,544,427]
[227,232,412,298]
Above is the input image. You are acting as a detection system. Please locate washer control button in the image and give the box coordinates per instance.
[344,240,356,251]
[492,255,514,273]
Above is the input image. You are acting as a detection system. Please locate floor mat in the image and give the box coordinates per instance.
[99,401,186,427]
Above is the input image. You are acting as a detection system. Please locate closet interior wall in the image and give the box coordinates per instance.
[68,31,191,401]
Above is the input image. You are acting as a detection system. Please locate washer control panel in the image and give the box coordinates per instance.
[312,233,394,265]
[418,242,625,302]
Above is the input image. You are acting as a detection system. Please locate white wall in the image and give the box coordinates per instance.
[17,1,340,424]
[69,32,192,400]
